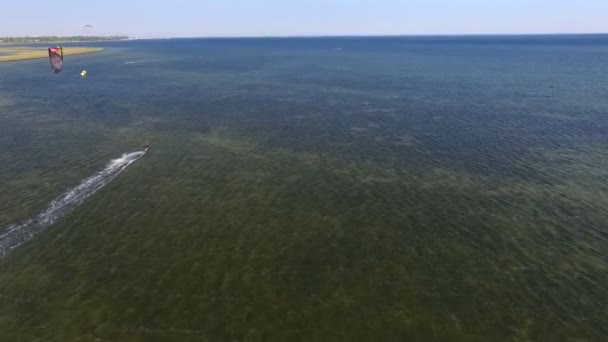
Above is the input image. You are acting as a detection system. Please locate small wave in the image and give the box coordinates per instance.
[124,60,146,64]
[0,151,146,257]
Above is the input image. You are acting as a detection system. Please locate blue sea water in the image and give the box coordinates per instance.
[1,35,608,340]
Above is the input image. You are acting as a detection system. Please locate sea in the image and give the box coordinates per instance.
[1,35,607,340]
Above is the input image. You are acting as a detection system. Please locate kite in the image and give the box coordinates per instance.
[48,46,63,74]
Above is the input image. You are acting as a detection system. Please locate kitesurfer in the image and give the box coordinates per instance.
[80,70,88,79]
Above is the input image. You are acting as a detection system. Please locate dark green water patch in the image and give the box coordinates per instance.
[1,37,608,340]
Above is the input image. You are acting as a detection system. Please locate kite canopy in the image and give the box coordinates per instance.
[48,46,63,74]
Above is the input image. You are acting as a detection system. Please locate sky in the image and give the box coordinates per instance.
[2,0,608,38]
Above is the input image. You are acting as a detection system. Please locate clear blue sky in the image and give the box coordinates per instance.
[3,0,608,37]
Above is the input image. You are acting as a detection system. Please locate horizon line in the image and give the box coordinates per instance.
[141,32,608,39]
[3,32,607,40]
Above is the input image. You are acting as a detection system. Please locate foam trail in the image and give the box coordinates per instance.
[0,151,145,257]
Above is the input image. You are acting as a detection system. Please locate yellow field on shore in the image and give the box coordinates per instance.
[0,47,103,62]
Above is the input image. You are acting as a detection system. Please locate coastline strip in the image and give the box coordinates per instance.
[0,47,104,63]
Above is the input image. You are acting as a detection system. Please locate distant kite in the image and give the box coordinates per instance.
[48,46,63,74]
[84,25,93,33]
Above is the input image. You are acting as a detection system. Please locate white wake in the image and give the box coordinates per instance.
[0,151,146,257]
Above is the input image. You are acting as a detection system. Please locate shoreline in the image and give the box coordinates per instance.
[0,39,131,46]
[0,47,104,63]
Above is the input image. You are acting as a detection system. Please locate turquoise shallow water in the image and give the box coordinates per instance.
[1,36,608,340]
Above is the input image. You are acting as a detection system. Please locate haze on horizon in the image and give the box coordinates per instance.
[2,0,607,38]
